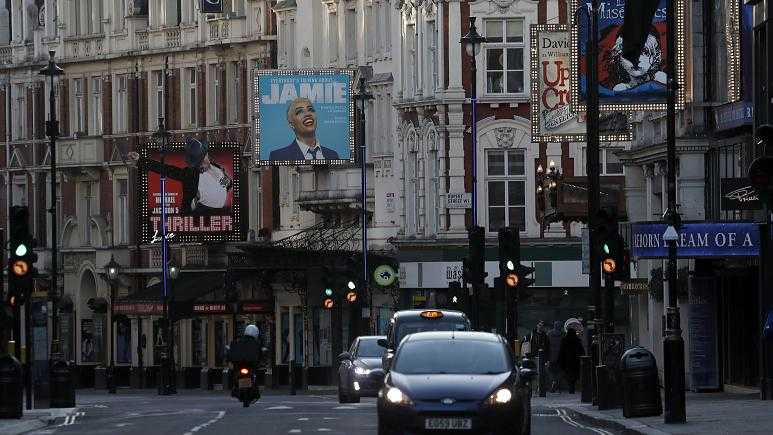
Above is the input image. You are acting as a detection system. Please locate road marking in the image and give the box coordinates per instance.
[298,417,310,421]
[556,409,614,435]
[181,410,226,435]
[266,405,294,410]
[322,417,339,420]
[116,423,131,427]
[289,430,302,433]
[59,411,85,426]
[317,429,331,432]
[333,406,357,410]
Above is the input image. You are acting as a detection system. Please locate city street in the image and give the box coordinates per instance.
[23,391,620,435]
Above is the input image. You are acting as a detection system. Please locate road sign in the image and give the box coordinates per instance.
[445,192,472,209]
[621,278,649,295]
[373,264,397,287]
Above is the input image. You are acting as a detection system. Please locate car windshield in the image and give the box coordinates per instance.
[357,339,385,358]
[393,339,512,375]
[395,320,469,345]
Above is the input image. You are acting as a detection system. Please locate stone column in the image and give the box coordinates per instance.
[446,107,466,233]
[446,0,463,94]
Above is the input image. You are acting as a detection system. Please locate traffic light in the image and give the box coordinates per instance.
[7,206,36,307]
[497,227,535,291]
[323,275,336,309]
[468,226,486,286]
[597,210,624,277]
[343,256,360,305]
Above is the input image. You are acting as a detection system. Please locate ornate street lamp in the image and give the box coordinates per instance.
[460,17,486,227]
[536,160,563,229]
[104,256,121,394]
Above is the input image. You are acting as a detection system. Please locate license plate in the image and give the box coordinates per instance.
[424,418,472,430]
[238,378,252,389]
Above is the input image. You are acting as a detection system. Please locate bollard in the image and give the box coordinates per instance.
[596,365,612,410]
[200,368,211,391]
[0,355,23,419]
[537,349,547,398]
[580,356,593,403]
[49,360,75,408]
[106,365,116,394]
[289,359,296,396]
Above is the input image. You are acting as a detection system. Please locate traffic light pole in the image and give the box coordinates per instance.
[356,75,374,334]
[25,300,32,409]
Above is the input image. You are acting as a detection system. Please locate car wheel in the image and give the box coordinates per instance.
[377,419,392,435]
[350,392,360,403]
[338,386,348,403]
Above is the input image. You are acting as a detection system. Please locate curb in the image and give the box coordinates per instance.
[0,407,79,435]
[559,406,670,435]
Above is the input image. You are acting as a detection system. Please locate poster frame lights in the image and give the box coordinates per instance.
[137,140,243,244]
[529,24,633,143]
[253,69,356,166]
[569,0,689,112]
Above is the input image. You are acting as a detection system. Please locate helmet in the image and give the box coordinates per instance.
[244,324,259,339]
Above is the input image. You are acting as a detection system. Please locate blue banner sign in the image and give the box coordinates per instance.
[631,222,760,258]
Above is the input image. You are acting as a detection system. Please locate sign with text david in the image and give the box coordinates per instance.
[253,70,355,166]
[530,24,632,142]
[135,139,243,244]
[631,222,760,258]
[570,0,688,111]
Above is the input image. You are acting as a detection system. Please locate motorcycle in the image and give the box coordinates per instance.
[235,363,261,407]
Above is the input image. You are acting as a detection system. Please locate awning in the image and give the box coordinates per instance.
[124,272,225,302]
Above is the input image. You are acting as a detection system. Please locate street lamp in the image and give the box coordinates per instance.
[536,160,563,229]
[460,17,486,227]
[104,256,120,394]
[353,72,373,334]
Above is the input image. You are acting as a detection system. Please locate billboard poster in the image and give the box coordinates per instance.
[134,139,243,244]
[530,25,632,142]
[570,0,688,111]
[253,70,355,166]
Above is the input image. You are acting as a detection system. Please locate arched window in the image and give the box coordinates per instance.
[425,128,440,235]
[405,129,419,235]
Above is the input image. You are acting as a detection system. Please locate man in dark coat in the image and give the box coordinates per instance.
[558,327,585,394]
[128,138,233,215]
[529,320,550,358]
[268,97,341,161]
[547,321,563,393]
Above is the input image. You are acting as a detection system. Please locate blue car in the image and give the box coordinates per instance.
[375,331,535,435]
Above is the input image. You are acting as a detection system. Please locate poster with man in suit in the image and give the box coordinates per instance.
[254,70,355,165]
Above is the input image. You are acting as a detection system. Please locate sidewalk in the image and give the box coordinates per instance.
[540,390,773,434]
[0,407,77,435]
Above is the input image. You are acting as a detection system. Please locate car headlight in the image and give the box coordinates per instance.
[385,387,413,405]
[486,387,513,405]
[354,366,371,376]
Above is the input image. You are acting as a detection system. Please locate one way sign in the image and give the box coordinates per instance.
[201,0,223,13]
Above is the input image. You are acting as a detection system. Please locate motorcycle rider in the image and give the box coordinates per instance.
[227,324,264,399]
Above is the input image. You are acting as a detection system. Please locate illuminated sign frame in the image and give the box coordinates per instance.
[569,0,689,112]
[530,24,633,142]
[725,0,742,102]
[138,140,243,244]
[252,69,356,167]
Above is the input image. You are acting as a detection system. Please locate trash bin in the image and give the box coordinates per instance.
[0,354,23,418]
[621,347,662,418]
[222,369,232,392]
[201,368,212,390]
[49,360,75,408]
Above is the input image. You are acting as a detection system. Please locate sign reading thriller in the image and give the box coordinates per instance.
[200,0,223,14]
[137,140,243,244]
[530,24,632,142]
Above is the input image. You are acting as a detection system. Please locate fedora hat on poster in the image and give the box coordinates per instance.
[185,138,209,167]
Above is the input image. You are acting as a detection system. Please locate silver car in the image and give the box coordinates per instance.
[337,336,386,403]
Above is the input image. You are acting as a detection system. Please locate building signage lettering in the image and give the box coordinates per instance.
[721,178,761,210]
[446,192,471,209]
[193,303,228,313]
[631,222,760,258]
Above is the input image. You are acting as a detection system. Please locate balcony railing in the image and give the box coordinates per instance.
[0,46,11,64]
[165,28,181,48]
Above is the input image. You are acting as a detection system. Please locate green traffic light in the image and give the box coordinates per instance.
[325,288,333,297]
[15,244,27,257]
[603,243,610,255]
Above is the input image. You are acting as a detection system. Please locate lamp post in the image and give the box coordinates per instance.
[536,160,563,229]
[353,74,373,333]
[39,51,64,355]
[164,259,179,395]
[104,256,120,394]
[460,17,486,228]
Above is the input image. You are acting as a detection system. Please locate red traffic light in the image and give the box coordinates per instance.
[323,298,335,309]
[602,258,617,274]
[11,260,30,276]
[505,272,519,288]
[345,291,358,303]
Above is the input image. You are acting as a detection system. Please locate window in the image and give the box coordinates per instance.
[114,0,126,31]
[73,78,86,134]
[328,12,338,62]
[603,148,624,175]
[486,149,526,232]
[208,64,222,126]
[484,19,525,94]
[345,9,356,62]
[428,148,440,234]
[365,4,374,54]
[163,0,181,26]
[71,0,81,36]
[116,179,129,244]
[151,70,165,129]
[114,74,128,133]
[13,84,26,140]
[81,182,95,245]
[227,62,241,124]
[91,77,102,135]
[384,3,391,53]
[406,24,416,95]
[427,20,437,93]
[186,68,198,127]
[12,181,28,206]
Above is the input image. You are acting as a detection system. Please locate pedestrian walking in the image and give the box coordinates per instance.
[530,320,550,357]
[547,321,563,393]
[558,327,585,394]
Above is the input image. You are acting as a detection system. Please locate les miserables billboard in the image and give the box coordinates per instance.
[136,139,243,243]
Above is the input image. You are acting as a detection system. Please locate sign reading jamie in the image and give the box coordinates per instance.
[254,70,355,166]
[631,223,760,258]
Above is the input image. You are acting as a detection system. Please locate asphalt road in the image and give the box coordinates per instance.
[28,390,619,435]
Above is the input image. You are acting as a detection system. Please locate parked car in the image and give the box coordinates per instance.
[375,331,535,435]
[378,309,471,372]
[337,335,386,403]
